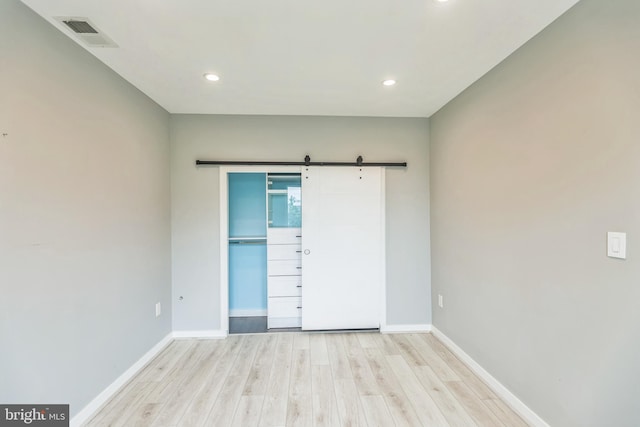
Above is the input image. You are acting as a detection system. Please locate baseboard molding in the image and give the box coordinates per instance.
[172,329,227,339]
[380,323,432,333]
[70,332,173,427]
[431,327,549,427]
[229,309,267,317]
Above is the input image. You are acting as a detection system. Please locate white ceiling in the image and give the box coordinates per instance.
[21,0,580,117]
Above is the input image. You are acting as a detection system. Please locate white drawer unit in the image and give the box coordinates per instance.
[268,315,302,329]
[267,227,302,329]
[267,259,302,276]
[267,244,302,260]
[268,297,302,328]
[268,276,302,297]
[268,297,302,318]
[267,228,302,245]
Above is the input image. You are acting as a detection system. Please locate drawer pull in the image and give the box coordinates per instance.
[296,306,302,309]
[296,266,302,269]
[295,235,302,238]
[296,285,302,288]
[296,250,302,253]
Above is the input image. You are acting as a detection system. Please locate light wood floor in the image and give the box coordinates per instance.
[84,332,529,427]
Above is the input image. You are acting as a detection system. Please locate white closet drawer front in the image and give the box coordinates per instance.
[268,244,302,260]
[267,228,302,244]
[268,276,302,297]
[269,297,302,318]
[268,316,302,329]
[268,259,301,276]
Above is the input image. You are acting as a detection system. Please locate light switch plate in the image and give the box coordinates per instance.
[607,232,626,259]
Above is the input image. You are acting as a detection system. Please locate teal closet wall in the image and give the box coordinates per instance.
[228,173,267,314]
[229,173,267,238]
[228,242,267,313]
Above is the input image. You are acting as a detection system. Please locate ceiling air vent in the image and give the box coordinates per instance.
[63,20,98,34]
[55,17,118,48]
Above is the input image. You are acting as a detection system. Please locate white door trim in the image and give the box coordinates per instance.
[379,169,387,329]
[219,166,301,334]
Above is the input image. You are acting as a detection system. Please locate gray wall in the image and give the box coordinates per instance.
[430,0,640,425]
[0,1,172,417]
[171,115,431,331]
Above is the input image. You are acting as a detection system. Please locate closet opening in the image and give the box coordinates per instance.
[225,169,303,334]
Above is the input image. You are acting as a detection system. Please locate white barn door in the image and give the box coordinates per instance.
[301,166,384,330]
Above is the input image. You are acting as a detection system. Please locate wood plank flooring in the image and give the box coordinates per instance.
[83,332,528,427]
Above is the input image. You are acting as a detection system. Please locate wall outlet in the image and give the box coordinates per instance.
[438,294,444,308]
[155,302,161,317]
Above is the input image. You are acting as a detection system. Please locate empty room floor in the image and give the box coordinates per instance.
[84,332,528,426]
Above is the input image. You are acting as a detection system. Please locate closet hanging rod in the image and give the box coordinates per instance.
[195,155,407,168]
[229,239,267,245]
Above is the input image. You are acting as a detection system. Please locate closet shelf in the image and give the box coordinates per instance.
[228,236,267,243]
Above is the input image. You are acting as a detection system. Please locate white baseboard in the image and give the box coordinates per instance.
[229,309,267,317]
[431,327,549,427]
[70,332,173,427]
[380,323,432,333]
[172,329,227,339]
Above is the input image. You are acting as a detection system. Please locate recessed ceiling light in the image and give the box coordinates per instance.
[437,0,449,2]
[382,79,396,86]
[204,73,220,82]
